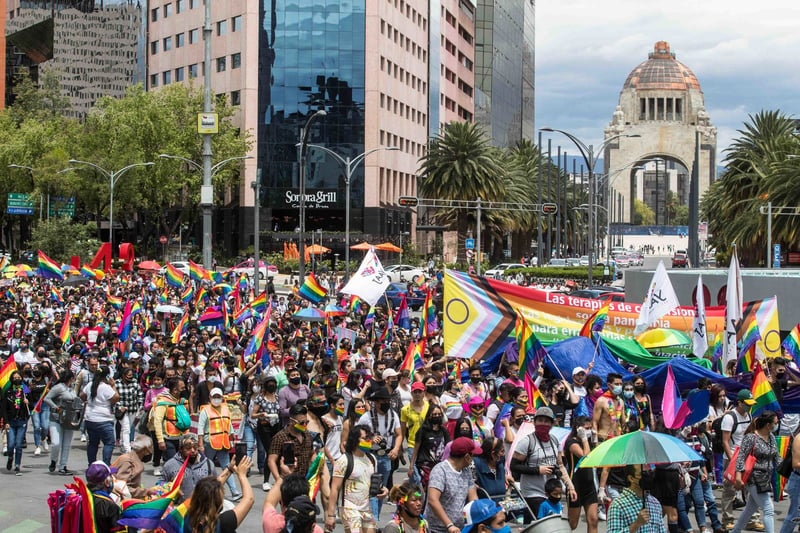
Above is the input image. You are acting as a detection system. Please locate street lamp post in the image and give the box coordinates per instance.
[298,110,328,283]
[540,129,640,286]
[301,143,399,281]
[69,160,154,251]
[596,163,645,268]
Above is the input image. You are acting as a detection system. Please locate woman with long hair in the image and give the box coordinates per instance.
[564,416,598,533]
[340,398,367,452]
[631,375,654,431]
[411,404,449,491]
[709,383,729,485]
[42,369,78,475]
[341,370,364,414]
[384,481,427,533]
[186,456,255,532]
[473,436,510,497]
[1,370,30,475]
[730,411,779,533]
[79,365,119,465]
[501,406,526,459]
[252,375,281,491]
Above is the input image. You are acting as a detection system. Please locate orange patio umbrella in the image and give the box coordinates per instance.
[374,242,403,253]
[350,242,372,251]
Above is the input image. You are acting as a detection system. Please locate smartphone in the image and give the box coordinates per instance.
[282,441,296,466]
[234,442,247,465]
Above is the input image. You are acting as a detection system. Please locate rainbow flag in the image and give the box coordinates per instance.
[237,273,248,293]
[37,250,64,280]
[59,311,71,346]
[194,286,208,307]
[781,324,800,365]
[774,436,791,501]
[220,296,230,334]
[244,308,271,362]
[117,300,133,342]
[165,263,185,288]
[80,264,97,280]
[32,382,50,413]
[189,259,207,282]
[198,309,223,328]
[250,291,267,313]
[737,320,761,373]
[364,306,376,330]
[420,288,438,339]
[515,311,547,379]
[158,497,190,533]
[118,457,189,529]
[0,355,17,393]
[306,451,325,500]
[4,287,16,300]
[579,302,610,338]
[400,341,424,378]
[378,306,394,344]
[73,476,99,533]
[170,312,189,345]
[523,373,548,413]
[298,272,327,304]
[106,292,123,309]
[750,363,781,416]
[711,337,723,373]
[209,270,223,284]
[396,294,411,330]
[348,295,362,315]
[49,287,63,305]
[180,286,193,305]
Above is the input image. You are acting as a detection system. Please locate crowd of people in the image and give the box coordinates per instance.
[0,263,797,533]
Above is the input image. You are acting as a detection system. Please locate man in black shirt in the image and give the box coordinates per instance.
[84,461,121,533]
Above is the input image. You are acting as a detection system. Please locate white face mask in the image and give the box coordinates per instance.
[208,376,218,383]
[365,347,373,354]
[177,360,186,367]
[165,360,173,368]
[252,386,261,394]
[211,398,223,407]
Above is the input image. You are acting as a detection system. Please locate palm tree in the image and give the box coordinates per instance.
[701,110,799,265]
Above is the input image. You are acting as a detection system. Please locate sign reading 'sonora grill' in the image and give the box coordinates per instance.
[285,190,338,208]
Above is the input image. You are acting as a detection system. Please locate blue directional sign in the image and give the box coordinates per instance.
[774,244,781,269]
[465,238,475,250]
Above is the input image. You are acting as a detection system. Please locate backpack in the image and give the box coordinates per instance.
[712,411,748,454]
[340,452,377,506]
[155,399,192,432]
[59,397,84,431]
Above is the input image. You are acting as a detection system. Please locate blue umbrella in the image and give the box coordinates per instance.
[293,307,326,322]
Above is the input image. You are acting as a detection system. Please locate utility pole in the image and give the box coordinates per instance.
[252,169,261,294]
[201,0,214,270]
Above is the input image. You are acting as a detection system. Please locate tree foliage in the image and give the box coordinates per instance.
[633,199,655,226]
[28,218,100,263]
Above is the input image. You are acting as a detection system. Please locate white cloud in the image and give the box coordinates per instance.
[535,0,800,153]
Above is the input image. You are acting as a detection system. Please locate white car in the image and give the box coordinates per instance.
[383,264,425,283]
[160,261,190,275]
[484,263,526,279]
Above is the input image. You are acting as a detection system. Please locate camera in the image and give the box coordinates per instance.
[372,439,388,456]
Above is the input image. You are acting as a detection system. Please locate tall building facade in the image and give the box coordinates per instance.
[5,0,144,117]
[474,0,534,147]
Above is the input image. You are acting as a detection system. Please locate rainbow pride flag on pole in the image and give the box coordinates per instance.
[515,310,547,380]
[158,497,190,533]
[0,355,17,393]
[400,340,424,378]
[306,451,325,500]
[170,312,189,345]
[59,311,71,346]
[116,301,133,342]
[420,288,438,339]
[189,259,207,282]
[37,250,64,280]
[165,263,185,288]
[781,323,800,365]
[737,320,761,373]
[579,302,610,338]
[118,457,189,529]
[750,363,781,416]
[298,272,327,304]
[774,436,791,501]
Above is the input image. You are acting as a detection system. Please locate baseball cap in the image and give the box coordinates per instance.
[382,368,399,380]
[572,366,587,376]
[85,461,117,484]
[210,388,224,397]
[411,382,425,392]
[450,437,482,457]
[533,406,555,421]
[462,499,503,533]
[737,389,756,406]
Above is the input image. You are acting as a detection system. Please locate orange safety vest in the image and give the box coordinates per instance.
[202,403,232,450]
[156,395,186,438]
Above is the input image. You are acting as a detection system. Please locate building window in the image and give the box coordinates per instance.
[190,0,197,8]
[176,33,184,48]
[231,90,241,106]
[150,41,158,54]
[189,64,199,79]
[163,37,172,51]
[189,29,199,44]
[150,73,158,87]
[232,15,242,32]
[216,57,226,72]
[163,71,172,85]
[175,67,185,82]
[217,20,227,36]
[163,3,172,17]
[176,0,184,13]
[231,52,241,69]
[150,7,158,21]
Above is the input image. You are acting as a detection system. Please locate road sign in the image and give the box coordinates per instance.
[7,193,33,215]
[398,196,418,207]
[160,235,167,244]
[774,243,781,269]
[48,196,75,218]
[465,238,475,250]
[541,203,558,215]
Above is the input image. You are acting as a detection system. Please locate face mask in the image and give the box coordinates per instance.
[289,376,302,385]
[470,377,481,384]
[590,389,604,400]
[208,376,218,383]
[634,384,646,393]
[305,361,314,369]
[310,405,329,418]
[12,379,22,387]
[378,402,390,412]
[573,375,585,385]
[141,453,153,463]
[491,525,512,533]
[534,423,551,441]
[426,385,437,394]
[252,386,261,394]
[165,360,173,368]
[355,406,366,416]
[334,407,345,417]
[187,453,198,464]
[365,347,373,354]
[358,439,373,453]
[293,422,307,433]
[430,416,443,425]
[211,398,223,407]
[471,407,484,417]
[611,385,623,397]
[265,383,277,393]
[547,495,561,505]
[178,360,186,367]
[623,391,634,400]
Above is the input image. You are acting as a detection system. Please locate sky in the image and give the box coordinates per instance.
[535,0,800,164]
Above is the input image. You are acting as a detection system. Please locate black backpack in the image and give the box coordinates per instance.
[711,411,748,454]
[59,397,84,430]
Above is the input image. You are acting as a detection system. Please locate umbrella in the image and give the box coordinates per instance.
[293,307,326,322]
[63,275,90,287]
[324,303,347,316]
[375,242,403,253]
[505,422,571,472]
[138,260,161,271]
[306,244,330,255]
[636,328,692,349]
[154,304,184,314]
[350,242,372,251]
[15,264,34,278]
[579,430,703,468]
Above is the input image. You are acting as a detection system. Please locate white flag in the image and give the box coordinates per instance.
[723,246,743,367]
[634,260,680,335]
[692,274,708,358]
[340,247,391,307]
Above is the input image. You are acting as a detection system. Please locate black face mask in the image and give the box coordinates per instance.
[425,385,438,394]
[430,416,443,425]
[141,453,153,463]
[634,384,646,393]
[289,376,301,385]
[265,383,278,393]
[378,402,390,412]
[470,377,481,384]
[310,405,329,418]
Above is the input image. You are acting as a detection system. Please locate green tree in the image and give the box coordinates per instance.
[633,199,655,225]
[672,204,689,226]
[28,218,100,262]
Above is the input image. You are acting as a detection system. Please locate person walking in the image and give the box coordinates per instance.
[252,375,281,491]
[80,365,119,465]
[42,369,79,474]
[423,437,480,533]
[2,370,30,475]
[731,411,780,533]
[410,404,449,491]
[115,366,144,454]
[198,387,242,501]
[779,425,800,533]
[720,389,756,530]
[28,363,51,456]
[152,376,189,471]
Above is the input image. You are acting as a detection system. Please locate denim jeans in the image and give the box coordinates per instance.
[49,422,74,470]
[243,425,266,473]
[206,447,239,497]
[85,420,116,465]
[779,471,800,533]
[732,484,774,533]
[30,405,50,447]
[677,475,721,530]
[407,446,420,483]
[370,453,392,519]
[714,452,724,484]
[6,419,27,467]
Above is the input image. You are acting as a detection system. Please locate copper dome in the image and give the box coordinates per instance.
[623,41,701,91]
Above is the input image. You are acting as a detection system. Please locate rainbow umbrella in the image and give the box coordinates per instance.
[580,430,702,468]
[15,264,35,278]
[635,328,692,349]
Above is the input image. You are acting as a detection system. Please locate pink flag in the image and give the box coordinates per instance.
[662,365,691,429]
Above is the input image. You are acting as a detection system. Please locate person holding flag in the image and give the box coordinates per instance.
[27,362,51,456]
[2,369,30,475]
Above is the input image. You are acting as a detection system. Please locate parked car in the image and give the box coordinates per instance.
[615,254,630,268]
[160,261,190,275]
[547,258,567,267]
[628,251,644,266]
[232,258,278,279]
[566,257,581,267]
[376,282,426,310]
[484,263,526,279]
[672,250,688,268]
[383,264,425,283]
[579,255,589,266]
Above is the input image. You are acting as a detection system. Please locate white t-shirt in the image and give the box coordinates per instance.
[333,453,373,511]
[720,409,751,449]
[358,409,400,448]
[83,381,116,423]
[322,414,343,461]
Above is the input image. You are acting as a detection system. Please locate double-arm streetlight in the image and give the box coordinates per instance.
[298,110,328,282]
[540,128,640,285]
[301,144,399,280]
[69,159,155,249]
[158,153,253,177]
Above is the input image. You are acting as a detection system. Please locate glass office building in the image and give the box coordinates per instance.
[257,0,367,234]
